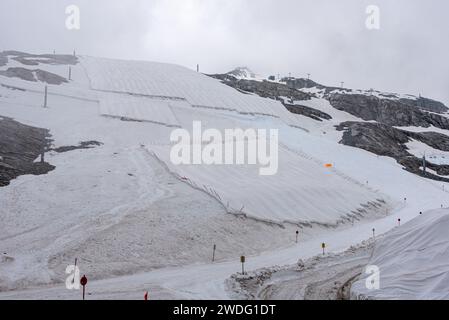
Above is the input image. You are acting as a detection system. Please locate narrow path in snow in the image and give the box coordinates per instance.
[0,197,434,300]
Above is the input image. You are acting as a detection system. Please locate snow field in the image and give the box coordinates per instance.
[81,56,299,126]
[352,209,449,300]
[98,92,182,127]
[2,54,449,299]
[150,139,387,224]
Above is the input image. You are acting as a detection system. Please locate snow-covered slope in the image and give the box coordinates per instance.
[152,140,385,224]
[82,57,298,125]
[81,56,390,224]
[1,52,449,299]
[352,209,449,300]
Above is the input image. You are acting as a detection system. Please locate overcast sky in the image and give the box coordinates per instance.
[1,0,448,104]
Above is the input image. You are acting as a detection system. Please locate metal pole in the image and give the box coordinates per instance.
[212,244,216,262]
[422,154,426,173]
[43,86,48,108]
[72,258,77,284]
[82,285,85,301]
[69,66,72,80]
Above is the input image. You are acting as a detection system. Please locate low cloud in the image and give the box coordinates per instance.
[0,0,448,104]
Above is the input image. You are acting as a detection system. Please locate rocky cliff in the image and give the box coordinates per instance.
[209,70,449,182]
[329,93,449,129]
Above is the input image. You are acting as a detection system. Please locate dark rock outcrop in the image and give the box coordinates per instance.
[283,78,347,94]
[407,131,449,152]
[0,117,55,187]
[329,93,449,129]
[285,77,448,114]
[0,67,68,85]
[210,74,311,101]
[283,78,325,90]
[208,74,334,121]
[35,69,68,85]
[284,104,332,122]
[400,97,448,114]
[0,67,37,82]
[0,54,7,67]
[336,121,449,182]
[335,122,410,158]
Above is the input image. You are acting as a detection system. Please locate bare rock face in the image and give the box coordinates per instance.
[0,54,7,67]
[0,67,68,85]
[0,67,37,82]
[210,74,312,101]
[208,73,331,120]
[336,121,449,182]
[0,117,54,187]
[336,122,411,158]
[284,103,332,121]
[286,78,448,114]
[35,69,68,85]
[409,131,449,152]
[400,97,448,114]
[329,93,449,129]
[283,77,345,94]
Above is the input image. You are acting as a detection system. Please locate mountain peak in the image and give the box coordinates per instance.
[226,66,256,79]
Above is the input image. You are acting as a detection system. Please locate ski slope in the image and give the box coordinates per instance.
[352,209,449,300]
[82,56,299,126]
[1,52,449,299]
[98,92,182,127]
[83,55,391,224]
[151,141,386,224]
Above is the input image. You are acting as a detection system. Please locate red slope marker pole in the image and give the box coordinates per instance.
[80,275,87,300]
